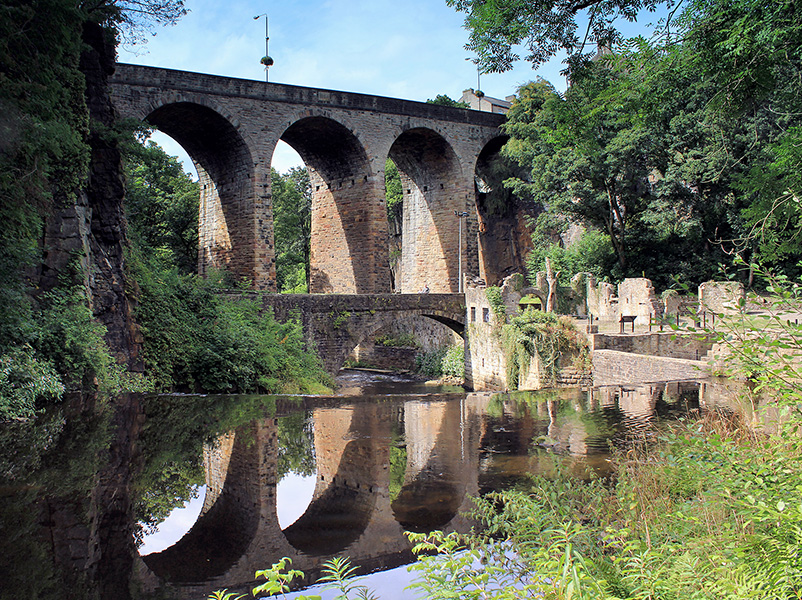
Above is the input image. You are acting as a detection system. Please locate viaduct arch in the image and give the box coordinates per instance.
[109,64,506,293]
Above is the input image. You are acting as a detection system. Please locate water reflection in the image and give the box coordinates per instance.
[135,379,716,599]
[0,378,743,600]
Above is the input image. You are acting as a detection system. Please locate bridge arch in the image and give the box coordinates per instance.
[389,128,465,293]
[279,116,390,294]
[140,99,266,285]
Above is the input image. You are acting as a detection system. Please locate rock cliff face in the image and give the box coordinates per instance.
[39,22,140,368]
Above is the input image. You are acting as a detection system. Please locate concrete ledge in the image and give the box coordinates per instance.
[592,349,709,386]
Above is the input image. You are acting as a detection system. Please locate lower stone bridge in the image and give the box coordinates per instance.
[233,292,466,374]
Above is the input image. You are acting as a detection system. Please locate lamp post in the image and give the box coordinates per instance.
[455,210,468,293]
[465,57,482,96]
[253,13,274,82]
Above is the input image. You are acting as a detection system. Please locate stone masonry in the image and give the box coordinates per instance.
[109,64,505,293]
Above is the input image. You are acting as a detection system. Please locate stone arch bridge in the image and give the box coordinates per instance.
[234,292,465,373]
[110,64,506,295]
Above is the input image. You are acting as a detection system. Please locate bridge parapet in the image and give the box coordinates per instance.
[231,292,466,373]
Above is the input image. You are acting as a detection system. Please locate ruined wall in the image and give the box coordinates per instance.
[591,332,715,361]
[592,349,709,386]
[698,281,745,314]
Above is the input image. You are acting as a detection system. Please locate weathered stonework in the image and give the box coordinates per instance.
[109,65,505,293]
[698,281,745,314]
[464,275,589,391]
[243,292,465,374]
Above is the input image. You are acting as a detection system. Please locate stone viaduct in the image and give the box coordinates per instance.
[109,64,506,295]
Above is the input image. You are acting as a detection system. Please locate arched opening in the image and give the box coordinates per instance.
[388,129,464,293]
[280,117,388,294]
[144,102,262,286]
[269,141,311,293]
[474,136,538,286]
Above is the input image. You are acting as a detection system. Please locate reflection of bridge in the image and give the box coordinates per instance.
[137,396,483,598]
[110,65,506,294]
[134,384,709,598]
[256,292,465,373]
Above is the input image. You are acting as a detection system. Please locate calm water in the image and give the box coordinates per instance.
[0,373,740,600]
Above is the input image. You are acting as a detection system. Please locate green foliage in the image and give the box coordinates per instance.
[252,557,313,598]
[384,159,403,222]
[276,411,316,479]
[446,0,668,74]
[207,591,246,600]
[526,218,617,283]
[485,286,506,320]
[124,140,199,274]
[425,94,469,108]
[440,344,465,379]
[0,346,64,421]
[272,167,311,293]
[374,333,417,348]
[501,310,589,389]
[316,556,378,600]
[132,256,330,394]
[415,344,464,380]
[247,556,376,600]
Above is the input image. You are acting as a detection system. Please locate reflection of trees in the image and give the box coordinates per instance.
[276,411,315,479]
[133,394,278,543]
[388,423,407,502]
[0,403,110,598]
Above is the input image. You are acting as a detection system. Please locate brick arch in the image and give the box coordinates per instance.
[279,116,389,294]
[389,128,465,293]
[331,308,465,375]
[142,100,268,286]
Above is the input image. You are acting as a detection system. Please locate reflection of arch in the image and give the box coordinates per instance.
[282,438,377,555]
[144,101,258,283]
[142,426,262,582]
[391,401,465,532]
[280,116,388,294]
[389,129,464,293]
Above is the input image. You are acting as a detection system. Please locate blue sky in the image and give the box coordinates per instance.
[118,0,664,173]
[117,0,569,172]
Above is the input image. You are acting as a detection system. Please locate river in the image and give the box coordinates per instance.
[0,372,740,600]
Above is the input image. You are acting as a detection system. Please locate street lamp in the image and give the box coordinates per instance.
[465,57,482,97]
[454,210,468,293]
[253,13,274,82]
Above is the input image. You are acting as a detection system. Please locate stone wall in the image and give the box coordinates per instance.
[464,276,590,391]
[592,349,709,386]
[591,332,715,361]
[699,281,745,314]
[350,344,417,371]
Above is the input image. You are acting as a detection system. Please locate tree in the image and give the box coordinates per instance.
[446,0,673,74]
[125,140,200,273]
[271,167,311,293]
[426,94,469,108]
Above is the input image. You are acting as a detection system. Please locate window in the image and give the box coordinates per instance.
[470,307,476,322]
[483,308,490,323]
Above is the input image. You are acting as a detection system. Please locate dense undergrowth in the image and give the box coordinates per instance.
[131,256,331,395]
